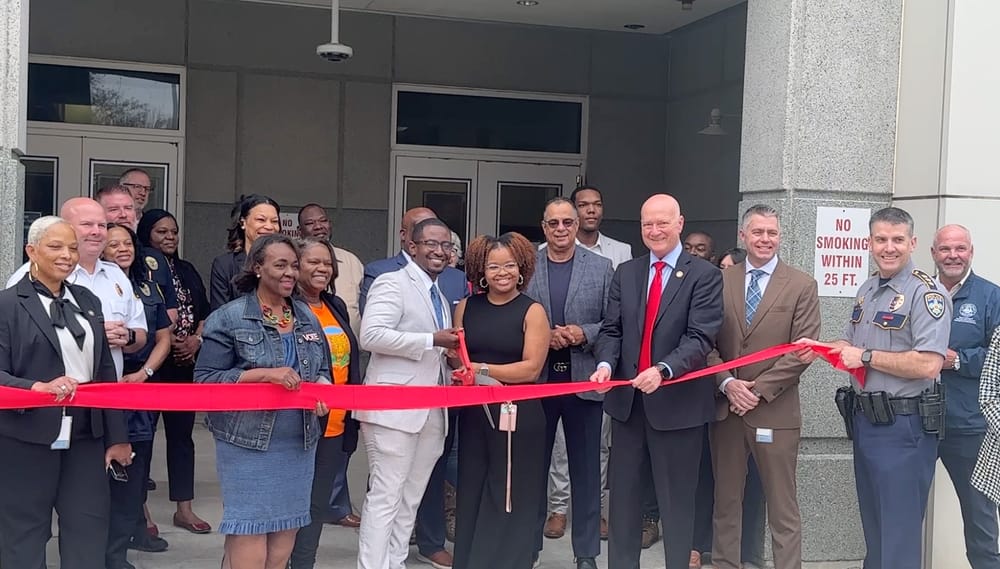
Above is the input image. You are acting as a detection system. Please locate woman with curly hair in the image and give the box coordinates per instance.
[450,232,551,569]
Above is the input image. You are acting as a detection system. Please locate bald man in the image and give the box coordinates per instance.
[931,225,1000,569]
[359,207,469,568]
[592,194,723,569]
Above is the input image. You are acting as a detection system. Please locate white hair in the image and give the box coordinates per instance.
[26,216,71,246]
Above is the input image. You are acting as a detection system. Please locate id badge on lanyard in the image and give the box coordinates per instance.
[51,408,72,450]
[499,402,518,512]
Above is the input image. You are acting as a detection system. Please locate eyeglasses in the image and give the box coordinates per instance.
[414,240,455,252]
[121,182,152,194]
[543,218,577,229]
[485,262,519,273]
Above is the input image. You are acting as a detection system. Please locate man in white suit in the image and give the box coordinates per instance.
[356,218,460,569]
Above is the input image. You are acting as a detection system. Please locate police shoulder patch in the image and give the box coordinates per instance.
[144,256,159,271]
[924,291,946,319]
[912,269,937,290]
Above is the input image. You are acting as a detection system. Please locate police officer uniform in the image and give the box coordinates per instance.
[138,247,178,313]
[107,279,172,567]
[939,271,1000,569]
[844,260,951,569]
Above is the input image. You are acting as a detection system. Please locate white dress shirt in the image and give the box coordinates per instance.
[38,287,95,384]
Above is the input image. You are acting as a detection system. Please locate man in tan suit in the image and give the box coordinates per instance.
[708,204,821,569]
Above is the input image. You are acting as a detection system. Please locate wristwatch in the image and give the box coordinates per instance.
[953,357,961,371]
[861,349,873,367]
[655,362,671,380]
[126,329,136,346]
[143,367,155,378]
[478,364,490,377]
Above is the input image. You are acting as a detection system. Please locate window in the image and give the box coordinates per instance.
[396,90,582,154]
[28,63,181,130]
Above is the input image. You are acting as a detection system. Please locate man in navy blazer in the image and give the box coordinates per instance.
[526,197,613,569]
[591,194,723,569]
[359,207,468,315]
[359,206,469,568]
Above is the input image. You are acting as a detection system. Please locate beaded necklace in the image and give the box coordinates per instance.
[259,296,293,327]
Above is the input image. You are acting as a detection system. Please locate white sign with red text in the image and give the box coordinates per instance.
[814,207,871,297]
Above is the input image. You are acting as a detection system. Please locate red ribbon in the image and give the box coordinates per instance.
[0,344,862,412]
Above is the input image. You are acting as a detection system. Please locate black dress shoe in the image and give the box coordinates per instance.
[128,534,169,553]
[576,557,598,569]
[146,478,157,491]
[107,561,136,569]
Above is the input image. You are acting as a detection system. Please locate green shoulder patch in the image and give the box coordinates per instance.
[924,291,946,319]
[912,269,937,290]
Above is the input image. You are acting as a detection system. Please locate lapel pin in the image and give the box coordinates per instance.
[675,270,684,278]
[87,310,94,316]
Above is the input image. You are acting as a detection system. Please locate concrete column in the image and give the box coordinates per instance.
[894,1,1000,567]
[739,0,906,563]
[0,0,28,280]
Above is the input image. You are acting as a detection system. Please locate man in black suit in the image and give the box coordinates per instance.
[591,194,723,569]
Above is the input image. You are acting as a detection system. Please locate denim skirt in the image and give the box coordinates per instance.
[215,410,316,535]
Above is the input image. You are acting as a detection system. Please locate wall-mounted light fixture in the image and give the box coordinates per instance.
[698,108,741,136]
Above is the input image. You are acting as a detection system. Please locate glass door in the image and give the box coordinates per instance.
[392,156,582,252]
[393,156,478,254]
[84,138,178,212]
[476,162,581,245]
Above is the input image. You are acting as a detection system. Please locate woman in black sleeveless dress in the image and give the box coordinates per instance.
[451,233,552,569]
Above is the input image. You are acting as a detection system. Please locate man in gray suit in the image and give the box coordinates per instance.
[355,218,460,569]
[527,197,614,569]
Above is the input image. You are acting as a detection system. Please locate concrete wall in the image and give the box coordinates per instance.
[29,0,700,277]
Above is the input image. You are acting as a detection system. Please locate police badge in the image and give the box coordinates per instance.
[888,294,905,312]
[144,256,159,271]
[924,292,946,319]
[140,283,151,296]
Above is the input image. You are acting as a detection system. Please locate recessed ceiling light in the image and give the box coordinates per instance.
[624,23,646,30]
[516,0,539,6]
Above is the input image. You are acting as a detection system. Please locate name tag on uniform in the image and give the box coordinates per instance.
[755,428,773,444]
[873,311,907,330]
[51,415,72,450]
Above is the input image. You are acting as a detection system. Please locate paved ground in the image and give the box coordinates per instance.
[44,417,861,569]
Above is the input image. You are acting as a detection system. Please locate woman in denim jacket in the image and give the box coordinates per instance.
[195,234,330,569]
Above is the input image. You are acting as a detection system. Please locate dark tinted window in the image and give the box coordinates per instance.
[28,63,181,130]
[396,91,582,154]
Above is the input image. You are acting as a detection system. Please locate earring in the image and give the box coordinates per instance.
[256,274,261,278]
[517,275,525,285]
[479,277,488,290]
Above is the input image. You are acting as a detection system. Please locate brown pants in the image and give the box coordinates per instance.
[710,413,802,569]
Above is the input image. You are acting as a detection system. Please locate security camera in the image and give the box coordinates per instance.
[317,42,353,62]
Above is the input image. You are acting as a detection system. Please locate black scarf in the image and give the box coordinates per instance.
[32,279,87,350]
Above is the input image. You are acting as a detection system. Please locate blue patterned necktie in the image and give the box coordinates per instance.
[430,285,445,329]
[746,269,766,326]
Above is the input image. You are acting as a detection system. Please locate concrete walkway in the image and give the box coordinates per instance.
[45,417,860,569]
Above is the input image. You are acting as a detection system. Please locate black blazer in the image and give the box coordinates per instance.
[209,251,246,312]
[319,291,362,453]
[594,251,723,431]
[0,276,128,446]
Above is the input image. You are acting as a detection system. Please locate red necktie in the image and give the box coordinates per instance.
[639,261,666,370]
